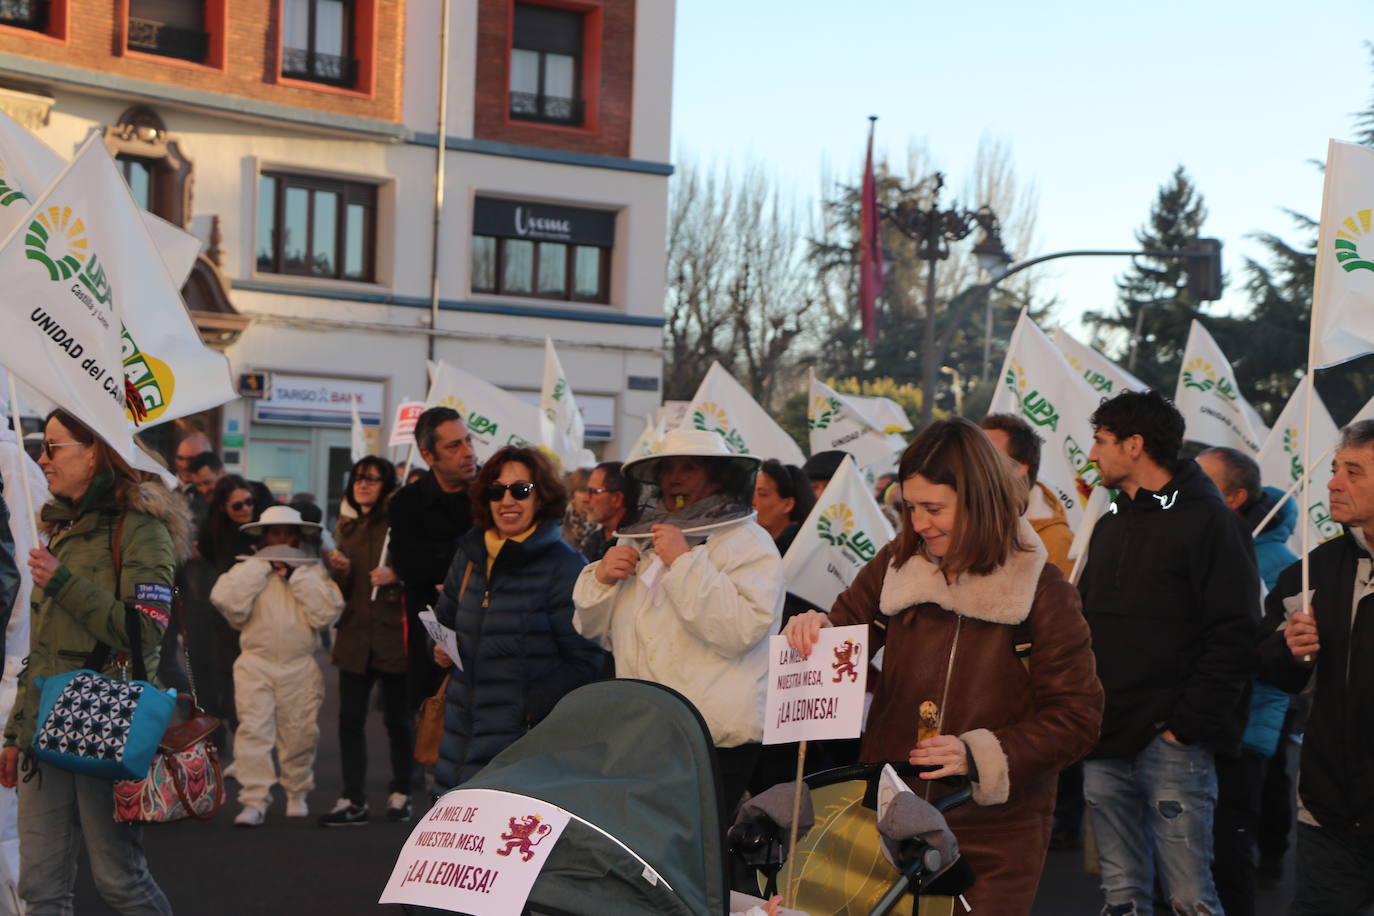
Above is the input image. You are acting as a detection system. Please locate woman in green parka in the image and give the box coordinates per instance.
[0,409,189,915]
[318,456,412,827]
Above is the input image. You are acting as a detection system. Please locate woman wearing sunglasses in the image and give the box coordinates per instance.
[0,409,187,914]
[430,446,604,790]
[319,457,413,826]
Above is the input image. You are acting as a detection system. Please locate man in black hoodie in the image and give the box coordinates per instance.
[1078,389,1258,916]
[1259,419,1374,915]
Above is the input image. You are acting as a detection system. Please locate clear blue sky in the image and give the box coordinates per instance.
[671,0,1370,342]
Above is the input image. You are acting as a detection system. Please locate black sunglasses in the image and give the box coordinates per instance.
[355,473,385,484]
[229,498,254,511]
[485,481,536,502]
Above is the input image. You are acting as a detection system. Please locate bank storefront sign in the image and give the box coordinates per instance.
[473,197,616,246]
[253,372,384,428]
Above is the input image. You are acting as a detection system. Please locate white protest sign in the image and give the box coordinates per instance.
[381,788,571,914]
[418,609,461,671]
[389,400,426,448]
[764,624,868,745]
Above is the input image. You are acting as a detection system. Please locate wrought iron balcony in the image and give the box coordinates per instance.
[0,0,48,32]
[128,17,209,62]
[282,47,358,88]
[509,91,584,127]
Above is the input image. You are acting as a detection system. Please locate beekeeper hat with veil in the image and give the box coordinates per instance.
[614,428,760,540]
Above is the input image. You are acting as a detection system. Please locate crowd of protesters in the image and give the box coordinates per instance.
[0,390,1369,915]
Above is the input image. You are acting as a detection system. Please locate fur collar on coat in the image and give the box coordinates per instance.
[878,519,1048,625]
[40,477,193,562]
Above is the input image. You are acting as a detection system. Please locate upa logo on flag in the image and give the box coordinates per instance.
[817,504,879,564]
[1182,357,1241,404]
[1063,353,1115,394]
[808,394,841,431]
[439,395,502,439]
[121,329,176,424]
[25,205,115,329]
[0,159,26,207]
[1333,209,1374,273]
[1004,358,1061,431]
[544,376,568,422]
[691,401,749,454]
[1281,427,1304,481]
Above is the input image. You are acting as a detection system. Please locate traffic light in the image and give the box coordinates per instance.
[1185,237,1223,302]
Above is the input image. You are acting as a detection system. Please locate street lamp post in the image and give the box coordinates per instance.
[884,173,1009,425]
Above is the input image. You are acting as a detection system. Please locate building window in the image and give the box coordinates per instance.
[257,172,376,282]
[0,0,48,33]
[127,0,209,63]
[471,197,613,304]
[103,108,193,227]
[509,3,583,126]
[118,156,157,212]
[282,0,357,88]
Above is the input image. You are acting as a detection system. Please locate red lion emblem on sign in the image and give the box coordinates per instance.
[831,639,860,683]
[496,814,552,862]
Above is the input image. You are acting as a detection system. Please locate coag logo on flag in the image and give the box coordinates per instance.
[691,401,749,453]
[808,395,841,431]
[24,205,113,318]
[121,329,175,423]
[0,159,26,207]
[816,504,879,563]
[1003,358,1061,431]
[1063,436,1101,500]
[1334,209,1374,273]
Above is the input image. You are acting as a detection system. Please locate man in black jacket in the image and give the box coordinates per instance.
[1079,389,1258,916]
[389,407,476,709]
[1260,419,1374,914]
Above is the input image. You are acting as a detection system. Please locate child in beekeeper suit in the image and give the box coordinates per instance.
[211,505,343,826]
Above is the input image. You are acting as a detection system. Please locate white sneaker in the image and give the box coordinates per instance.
[285,795,309,817]
[234,806,265,827]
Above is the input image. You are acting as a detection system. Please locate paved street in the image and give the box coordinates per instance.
[70,656,1297,914]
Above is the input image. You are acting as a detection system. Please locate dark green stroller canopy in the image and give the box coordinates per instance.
[439,679,729,916]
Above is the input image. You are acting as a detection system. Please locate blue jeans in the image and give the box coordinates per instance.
[1084,733,1222,915]
[17,761,172,915]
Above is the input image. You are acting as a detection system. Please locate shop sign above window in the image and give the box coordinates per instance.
[252,373,384,428]
[473,197,615,246]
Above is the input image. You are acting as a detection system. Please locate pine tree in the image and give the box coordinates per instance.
[1082,166,1209,392]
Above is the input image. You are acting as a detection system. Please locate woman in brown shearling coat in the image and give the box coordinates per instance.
[787,418,1103,915]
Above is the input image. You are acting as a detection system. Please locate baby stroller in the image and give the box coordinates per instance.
[404,680,969,915]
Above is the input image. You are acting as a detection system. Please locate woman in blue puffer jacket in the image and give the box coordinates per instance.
[431,447,604,789]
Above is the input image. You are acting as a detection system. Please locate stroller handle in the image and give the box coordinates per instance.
[802,762,973,813]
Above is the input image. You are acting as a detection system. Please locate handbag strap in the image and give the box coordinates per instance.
[83,514,148,682]
[167,744,225,822]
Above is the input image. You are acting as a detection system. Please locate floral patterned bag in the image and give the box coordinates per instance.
[113,701,224,824]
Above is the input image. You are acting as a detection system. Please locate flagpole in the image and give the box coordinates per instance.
[6,371,40,548]
[1250,441,1338,539]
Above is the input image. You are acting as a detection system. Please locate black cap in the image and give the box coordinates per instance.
[803,450,847,481]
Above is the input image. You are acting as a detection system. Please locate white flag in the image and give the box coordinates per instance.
[0,116,231,430]
[626,414,664,461]
[1311,139,1374,368]
[1053,327,1147,397]
[782,456,895,612]
[847,395,912,433]
[540,338,595,471]
[425,360,545,464]
[1255,377,1343,551]
[1174,320,1268,455]
[0,113,202,288]
[807,373,906,469]
[0,139,140,460]
[685,362,805,465]
[350,397,367,464]
[989,312,1107,528]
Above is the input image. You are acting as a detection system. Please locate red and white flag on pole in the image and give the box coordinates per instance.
[858,118,884,343]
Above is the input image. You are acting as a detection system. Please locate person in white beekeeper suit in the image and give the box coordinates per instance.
[573,428,783,825]
[211,505,342,827]
[0,424,45,916]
